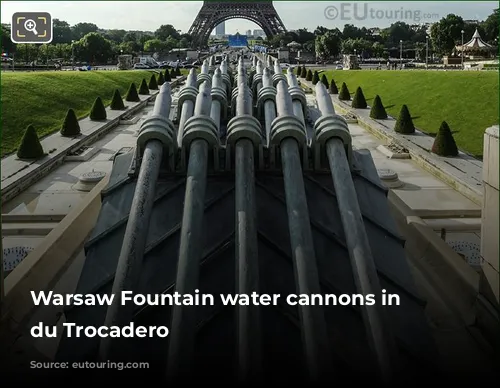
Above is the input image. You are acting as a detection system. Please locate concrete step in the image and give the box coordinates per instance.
[2,222,59,236]
[423,218,482,233]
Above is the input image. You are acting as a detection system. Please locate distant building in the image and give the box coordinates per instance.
[246,30,252,37]
[215,22,225,36]
[253,29,265,38]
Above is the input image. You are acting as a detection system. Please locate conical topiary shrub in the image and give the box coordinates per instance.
[338,82,351,100]
[431,121,458,157]
[351,87,367,109]
[139,78,149,95]
[306,69,313,81]
[370,95,387,119]
[321,74,329,89]
[148,74,158,90]
[164,69,171,82]
[300,66,307,78]
[157,71,165,86]
[89,96,107,120]
[176,67,182,77]
[329,79,338,94]
[17,125,44,159]
[312,71,320,85]
[110,89,125,110]
[125,83,140,102]
[60,108,81,136]
[394,104,415,134]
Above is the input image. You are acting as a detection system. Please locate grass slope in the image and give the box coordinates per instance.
[0,70,160,157]
[322,70,498,158]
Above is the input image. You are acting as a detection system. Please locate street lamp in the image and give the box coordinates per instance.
[426,35,429,69]
[461,30,464,69]
[399,40,403,69]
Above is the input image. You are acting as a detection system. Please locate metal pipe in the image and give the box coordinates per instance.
[274,82,332,382]
[262,68,276,146]
[286,69,305,125]
[234,90,262,380]
[99,139,163,361]
[166,83,212,381]
[316,83,396,381]
[177,69,198,146]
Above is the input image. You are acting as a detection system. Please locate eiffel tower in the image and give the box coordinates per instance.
[188,1,287,47]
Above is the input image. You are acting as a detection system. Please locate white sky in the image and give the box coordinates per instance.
[1,1,496,33]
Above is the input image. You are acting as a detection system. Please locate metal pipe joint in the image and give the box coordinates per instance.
[182,82,219,149]
[137,83,176,159]
[211,68,228,119]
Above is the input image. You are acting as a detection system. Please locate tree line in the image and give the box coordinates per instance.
[1,9,497,64]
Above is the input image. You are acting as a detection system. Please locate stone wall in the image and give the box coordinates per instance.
[480,125,499,304]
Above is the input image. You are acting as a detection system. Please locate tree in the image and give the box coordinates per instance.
[315,29,342,59]
[351,87,367,108]
[431,121,458,156]
[89,97,107,120]
[338,82,350,100]
[71,22,99,40]
[103,29,127,43]
[60,109,81,136]
[312,71,320,85]
[1,24,16,56]
[148,74,158,90]
[430,14,465,55]
[76,32,113,64]
[139,79,150,95]
[110,89,125,110]
[52,19,72,44]
[125,83,140,102]
[481,9,499,43]
[143,39,166,53]
[370,95,387,119]
[155,24,181,41]
[329,79,338,94]
[394,104,415,134]
[17,125,44,159]
[157,71,165,86]
[306,69,313,81]
[320,74,329,89]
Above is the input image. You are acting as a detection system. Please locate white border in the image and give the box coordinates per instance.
[10,12,53,44]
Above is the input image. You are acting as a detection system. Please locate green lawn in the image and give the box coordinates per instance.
[0,70,184,157]
[319,70,498,158]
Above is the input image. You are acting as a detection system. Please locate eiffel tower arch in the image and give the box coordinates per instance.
[188,1,287,48]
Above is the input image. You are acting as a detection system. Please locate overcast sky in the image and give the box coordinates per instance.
[1,1,497,33]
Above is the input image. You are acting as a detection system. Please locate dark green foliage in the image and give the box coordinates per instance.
[329,79,338,94]
[148,74,158,90]
[338,82,351,100]
[300,66,307,78]
[369,95,387,119]
[89,96,107,120]
[321,74,329,89]
[125,83,140,102]
[176,67,182,76]
[351,87,367,109]
[306,69,313,81]
[110,89,125,110]
[394,104,415,134]
[432,121,458,156]
[139,78,149,95]
[164,69,171,82]
[17,125,44,159]
[157,71,165,85]
[60,108,81,136]
[312,71,320,85]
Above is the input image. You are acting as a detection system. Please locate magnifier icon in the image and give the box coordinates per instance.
[24,19,38,35]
